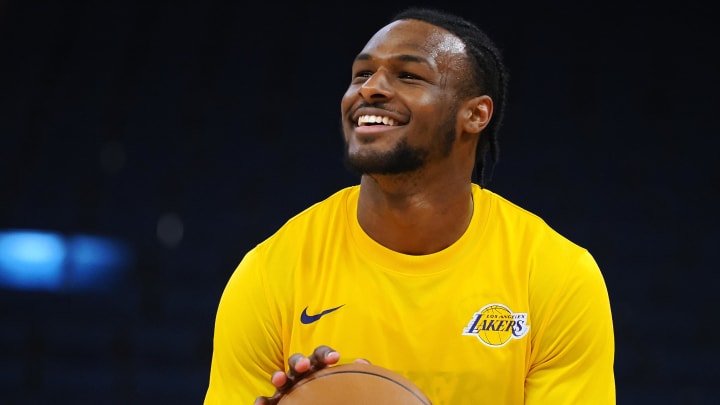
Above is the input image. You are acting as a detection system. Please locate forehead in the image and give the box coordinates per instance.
[360,19,467,66]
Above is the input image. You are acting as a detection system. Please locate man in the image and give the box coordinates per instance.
[204,7,615,405]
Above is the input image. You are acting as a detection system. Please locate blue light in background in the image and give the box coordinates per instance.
[0,231,66,290]
[66,234,133,291]
[0,230,133,292]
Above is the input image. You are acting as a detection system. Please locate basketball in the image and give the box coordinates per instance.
[278,363,432,405]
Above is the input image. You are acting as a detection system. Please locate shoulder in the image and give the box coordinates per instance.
[249,185,358,257]
[229,185,358,290]
[477,186,602,283]
[478,186,583,253]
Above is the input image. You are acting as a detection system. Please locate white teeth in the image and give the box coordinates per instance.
[358,115,398,126]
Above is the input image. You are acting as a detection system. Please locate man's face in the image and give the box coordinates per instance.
[340,19,469,176]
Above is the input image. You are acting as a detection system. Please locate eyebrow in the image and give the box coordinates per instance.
[355,52,432,68]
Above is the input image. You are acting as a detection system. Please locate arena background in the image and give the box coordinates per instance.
[0,0,717,403]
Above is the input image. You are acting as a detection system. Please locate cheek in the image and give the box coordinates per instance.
[412,94,453,127]
[414,90,449,112]
[340,88,357,115]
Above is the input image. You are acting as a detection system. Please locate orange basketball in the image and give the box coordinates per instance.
[278,363,432,405]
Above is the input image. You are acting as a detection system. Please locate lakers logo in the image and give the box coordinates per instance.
[462,303,530,347]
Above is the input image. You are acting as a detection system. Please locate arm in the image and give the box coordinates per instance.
[204,249,284,404]
[525,250,615,404]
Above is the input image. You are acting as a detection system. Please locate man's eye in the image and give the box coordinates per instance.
[399,72,422,80]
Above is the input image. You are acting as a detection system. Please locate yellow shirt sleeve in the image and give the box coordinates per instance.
[525,249,616,404]
[204,248,283,404]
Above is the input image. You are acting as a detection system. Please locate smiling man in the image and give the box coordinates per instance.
[204,7,615,405]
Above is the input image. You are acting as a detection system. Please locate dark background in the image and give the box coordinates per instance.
[1,0,718,404]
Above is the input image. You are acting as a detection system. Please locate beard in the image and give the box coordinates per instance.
[343,137,427,176]
[342,117,457,176]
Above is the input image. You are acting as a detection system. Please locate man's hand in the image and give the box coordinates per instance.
[253,346,370,405]
[253,346,340,405]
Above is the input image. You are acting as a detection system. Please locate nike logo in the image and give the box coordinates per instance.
[300,305,345,324]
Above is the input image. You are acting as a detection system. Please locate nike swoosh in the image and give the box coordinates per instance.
[300,305,345,324]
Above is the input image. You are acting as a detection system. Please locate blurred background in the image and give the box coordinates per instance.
[0,0,717,403]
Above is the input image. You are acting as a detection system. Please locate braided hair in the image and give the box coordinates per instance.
[390,7,509,187]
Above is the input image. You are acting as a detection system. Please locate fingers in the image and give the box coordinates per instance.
[261,346,349,404]
[283,346,339,385]
[309,345,340,370]
[279,354,312,392]
[288,353,312,374]
[270,370,289,390]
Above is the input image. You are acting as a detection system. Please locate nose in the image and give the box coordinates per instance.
[358,70,393,101]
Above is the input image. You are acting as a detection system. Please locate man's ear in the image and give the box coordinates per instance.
[462,95,493,134]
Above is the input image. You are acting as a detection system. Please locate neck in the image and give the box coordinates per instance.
[357,176,474,255]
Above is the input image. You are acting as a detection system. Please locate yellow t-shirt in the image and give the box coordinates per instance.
[204,184,615,404]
